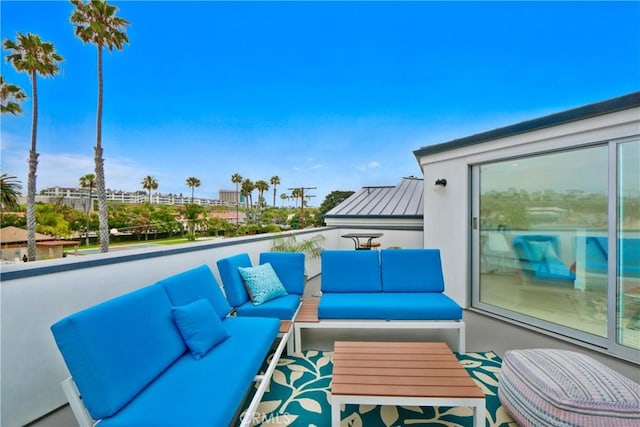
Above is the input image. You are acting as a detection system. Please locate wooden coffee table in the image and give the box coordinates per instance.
[331,341,485,427]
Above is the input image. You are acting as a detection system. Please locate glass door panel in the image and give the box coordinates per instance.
[477,145,608,337]
[617,140,640,350]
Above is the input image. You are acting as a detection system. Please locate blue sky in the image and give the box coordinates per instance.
[2,1,639,205]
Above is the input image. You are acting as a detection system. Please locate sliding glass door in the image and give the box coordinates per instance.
[472,139,639,357]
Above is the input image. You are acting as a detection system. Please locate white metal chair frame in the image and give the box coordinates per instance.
[60,327,292,427]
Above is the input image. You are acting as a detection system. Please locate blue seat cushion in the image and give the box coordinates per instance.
[321,250,382,293]
[159,264,232,319]
[260,252,305,295]
[50,284,186,420]
[319,293,463,320]
[98,316,280,427]
[381,249,445,292]
[235,294,301,319]
[217,253,252,307]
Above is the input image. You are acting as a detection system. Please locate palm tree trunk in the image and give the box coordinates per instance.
[26,70,38,261]
[95,45,109,253]
[235,183,239,224]
[86,185,93,245]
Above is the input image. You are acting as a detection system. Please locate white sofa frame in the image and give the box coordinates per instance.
[294,317,465,354]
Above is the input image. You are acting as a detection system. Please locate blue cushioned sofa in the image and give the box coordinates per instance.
[512,235,576,282]
[294,249,466,353]
[577,236,640,278]
[217,252,304,320]
[51,264,288,427]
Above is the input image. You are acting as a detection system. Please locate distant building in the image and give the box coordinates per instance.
[34,186,234,209]
[219,189,241,204]
[209,211,247,224]
[0,226,79,262]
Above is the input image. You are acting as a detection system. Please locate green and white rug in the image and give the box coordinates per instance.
[239,350,516,426]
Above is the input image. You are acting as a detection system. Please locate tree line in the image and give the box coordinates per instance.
[0,189,356,244]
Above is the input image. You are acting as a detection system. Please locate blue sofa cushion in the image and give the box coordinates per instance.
[238,263,288,305]
[158,264,232,319]
[50,284,186,420]
[97,316,280,427]
[321,250,382,293]
[217,253,252,308]
[235,294,301,319]
[172,298,229,359]
[259,252,305,295]
[319,293,463,320]
[381,249,445,293]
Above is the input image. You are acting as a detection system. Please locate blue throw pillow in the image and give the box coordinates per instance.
[238,262,288,305]
[171,298,229,359]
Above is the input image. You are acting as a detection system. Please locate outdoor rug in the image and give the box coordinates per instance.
[237,350,516,426]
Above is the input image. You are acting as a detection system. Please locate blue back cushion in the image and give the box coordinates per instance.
[321,250,382,293]
[158,264,231,319]
[381,249,445,293]
[50,284,186,420]
[259,252,305,295]
[216,253,252,307]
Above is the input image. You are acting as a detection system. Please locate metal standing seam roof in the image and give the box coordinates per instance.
[325,177,423,218]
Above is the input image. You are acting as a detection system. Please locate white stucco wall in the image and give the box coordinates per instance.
[422,164,471,307]
[418,106,640,309]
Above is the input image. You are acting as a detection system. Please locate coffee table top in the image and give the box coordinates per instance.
[332,341,484,399]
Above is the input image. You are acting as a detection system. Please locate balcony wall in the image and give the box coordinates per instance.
[1,226,423,427]
[9,222,638,427]
[4,223,638,427]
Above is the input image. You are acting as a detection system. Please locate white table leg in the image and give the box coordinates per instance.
[331,399,341,427]
[474,401,485,427]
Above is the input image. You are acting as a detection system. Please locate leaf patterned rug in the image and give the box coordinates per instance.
[238,350,516,426]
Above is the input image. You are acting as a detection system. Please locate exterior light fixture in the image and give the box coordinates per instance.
[435,178,447,187]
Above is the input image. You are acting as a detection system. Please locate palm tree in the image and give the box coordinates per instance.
[280,192,288,206]
[184,203,202,241]
[186,177,201,204]
[71,0,129,253]
[241,179,254,209]
[4,33,63,261]
[291,188,302,208]
[0,76,27,115]
[141,176,158,203]
[231,173,242,224]
[79,173,95,245]
[255,179,269,210]
[270,175,280,207]
[0,173,22,212]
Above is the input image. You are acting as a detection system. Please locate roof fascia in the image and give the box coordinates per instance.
[413,92,640,160]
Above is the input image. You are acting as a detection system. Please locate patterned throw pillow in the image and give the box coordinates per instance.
[238,263,288,305]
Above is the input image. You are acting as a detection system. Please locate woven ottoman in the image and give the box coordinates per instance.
[499,349,640,426]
